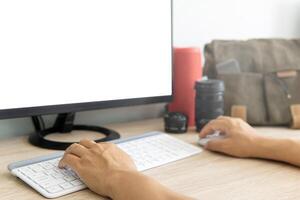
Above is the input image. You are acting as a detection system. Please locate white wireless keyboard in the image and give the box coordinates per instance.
[8,132,201,198]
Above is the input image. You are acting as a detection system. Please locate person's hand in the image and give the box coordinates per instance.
[199,116,262,158]
[58,140,137,198]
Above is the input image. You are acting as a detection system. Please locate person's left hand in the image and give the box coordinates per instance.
[59,140,137,198]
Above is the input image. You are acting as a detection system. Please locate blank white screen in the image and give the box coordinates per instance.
[0,0,172,110]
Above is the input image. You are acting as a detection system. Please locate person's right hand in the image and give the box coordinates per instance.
[199,116,263,158]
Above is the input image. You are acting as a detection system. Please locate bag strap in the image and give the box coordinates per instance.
[291,105,300,129]
[231,105,247,122]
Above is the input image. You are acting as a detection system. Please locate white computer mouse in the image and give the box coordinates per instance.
[198,131,225,147]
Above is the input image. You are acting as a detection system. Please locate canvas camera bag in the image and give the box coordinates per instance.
[203,39,300,128]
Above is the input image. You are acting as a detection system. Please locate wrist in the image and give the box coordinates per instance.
[241,134,265,158]
[250,135,290,160]
[107,169,192,200]
[249,135,270,158]
[106,169,139,198]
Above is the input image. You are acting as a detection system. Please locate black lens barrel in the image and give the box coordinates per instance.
[195,79,225,131]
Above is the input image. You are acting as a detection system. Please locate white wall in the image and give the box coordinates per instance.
[1,0,300,139]
[173,0,300,50]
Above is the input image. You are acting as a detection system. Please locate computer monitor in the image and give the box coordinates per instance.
[0,0,173,149]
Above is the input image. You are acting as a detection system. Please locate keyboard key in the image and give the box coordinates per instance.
[71,180,83,186]
[54,178,65,185]
[48,159,59,166]
[60,182,73,190]
[42,163,54,170]
[30,164,44,172]
[38,179,57,188]
[45,185,63,194]
[19,167,35,175]
[33,175,53,184]
[51,172,64,179]
[63,175,76,182]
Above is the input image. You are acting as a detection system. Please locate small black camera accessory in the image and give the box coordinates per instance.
[164,112,188,133]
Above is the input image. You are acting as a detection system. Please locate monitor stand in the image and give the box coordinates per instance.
[29,112,121,150]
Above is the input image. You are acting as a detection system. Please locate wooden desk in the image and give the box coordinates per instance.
[1,118,300,200]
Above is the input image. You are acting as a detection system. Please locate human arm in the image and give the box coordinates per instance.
[199,116,300,167]
[58,140,193,200]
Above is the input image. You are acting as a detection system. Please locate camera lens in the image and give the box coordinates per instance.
[195,79,225,131]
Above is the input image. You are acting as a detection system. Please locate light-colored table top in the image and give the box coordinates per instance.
[1,118,300,200]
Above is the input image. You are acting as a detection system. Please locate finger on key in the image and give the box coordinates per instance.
[59,153,80,170]
[66,143,88,157]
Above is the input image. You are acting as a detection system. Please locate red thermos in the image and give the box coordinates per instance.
[168,47,202,126]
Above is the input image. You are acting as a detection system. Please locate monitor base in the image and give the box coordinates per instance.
[29,113,120,150]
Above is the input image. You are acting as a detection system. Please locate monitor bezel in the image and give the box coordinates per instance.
[0,0,173,120]
[0,96,172,119]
